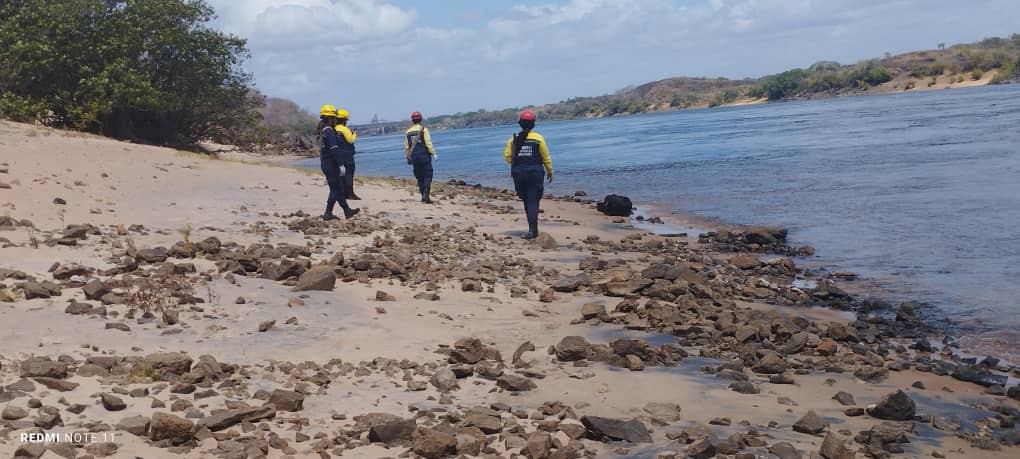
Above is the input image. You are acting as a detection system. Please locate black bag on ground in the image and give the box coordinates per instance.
[597,195,633,216]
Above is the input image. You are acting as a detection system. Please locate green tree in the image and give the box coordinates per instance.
[0,0,256,145]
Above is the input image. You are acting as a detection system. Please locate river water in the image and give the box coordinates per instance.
[299,84,1020,359]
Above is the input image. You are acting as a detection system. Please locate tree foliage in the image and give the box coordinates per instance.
[750,60,894,100]
[0,0,258,145]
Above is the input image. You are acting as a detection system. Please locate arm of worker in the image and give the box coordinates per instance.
[335,125,357,144]
[321,127,343,172]
[538,136,553,182]
[503,136,514,165]
[423,128,436,156]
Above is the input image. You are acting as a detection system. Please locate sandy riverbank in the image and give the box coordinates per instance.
[1,120,1018,458]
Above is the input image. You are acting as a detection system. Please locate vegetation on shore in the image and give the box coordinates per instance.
[0,0,312,151]
[359,34,1020,134]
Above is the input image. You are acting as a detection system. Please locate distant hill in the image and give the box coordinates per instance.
[355,34,1020,136]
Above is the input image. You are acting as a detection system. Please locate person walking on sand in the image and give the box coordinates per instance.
[504,109,553,239]
[335,108,361,200]
[404,111,437,203]
[318,105,360,220]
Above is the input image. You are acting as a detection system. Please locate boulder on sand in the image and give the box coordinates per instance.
[866,390,916,421]
[596,195,633,217]
[580,416,652,443]
[293,266,336,291]
[149,412,194,444]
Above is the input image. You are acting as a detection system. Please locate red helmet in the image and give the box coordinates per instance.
[519,110,536,122]
[411,111,422,121]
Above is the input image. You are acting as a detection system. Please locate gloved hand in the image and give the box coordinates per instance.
[339,165,347,177]
[432,153,438,163]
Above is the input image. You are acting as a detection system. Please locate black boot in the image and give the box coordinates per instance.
[322,213,338,221]
[344,207,360,219]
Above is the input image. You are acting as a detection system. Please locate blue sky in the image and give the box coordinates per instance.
[205,0,1020,123]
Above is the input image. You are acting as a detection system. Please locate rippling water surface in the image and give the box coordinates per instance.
[299,84,1020,355]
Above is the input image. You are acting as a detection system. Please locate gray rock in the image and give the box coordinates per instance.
[687,437,717,459]
[496,374,537,392]
[832,391,856,406]
[142,352,193,376]
[64,301,94,314]
[555,336,589,362]
[83,279,111,300]
[293,266,336,291]
[866,390,915,421]
[267,389,304,411]
[752,351,787,374]
[553,273,591,292]
[20,357,68,379]
[580,416,652,443]
[525,431,552,459]
[368,417,416,445]
[2,405,28,420]
[770,442,803,459]
[33,377,78,392]
[412,427,457,459]
[261,259,305,281]
[819,432,855,459]
[429,367,458,392]
[580,303,606,320]
[117,415,151,436]
[101,393,127,411]
[642,402,683,423]
[149,412,195,444]
[951,365,1009,388]
[793,410,827,435]
[198,405,276,431]
[136,247,169,263]
[463,413,501,434]
[729,381,760,394]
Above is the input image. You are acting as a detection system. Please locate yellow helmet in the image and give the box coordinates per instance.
[319,104,337,117]
[335,108,350,119]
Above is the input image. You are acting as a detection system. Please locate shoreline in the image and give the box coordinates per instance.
[2,119,1019,458]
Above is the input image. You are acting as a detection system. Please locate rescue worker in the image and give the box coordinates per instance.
[318,104,360,220]
[503,109,553,239]
[404,111,436,203]
[335,109,361,200]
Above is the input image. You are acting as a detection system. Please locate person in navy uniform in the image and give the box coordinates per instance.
[404,111,437,203]
[503,109,553,239]
[334,108,361,200]
[318,104,359,220]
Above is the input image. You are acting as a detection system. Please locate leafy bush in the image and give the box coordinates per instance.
[909,62,945,77]
[971,69,984,80]
[0,0,257,146]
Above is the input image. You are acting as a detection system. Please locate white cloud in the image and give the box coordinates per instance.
[202,0,1020,120]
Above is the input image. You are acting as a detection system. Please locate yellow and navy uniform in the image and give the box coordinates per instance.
[332,124,357,165]
[404,124,435,159]
[503,131,552,174]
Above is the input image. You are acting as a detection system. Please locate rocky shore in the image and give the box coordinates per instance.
[1,119,1018,458]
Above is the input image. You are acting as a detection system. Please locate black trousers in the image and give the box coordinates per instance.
[344,161,356,197]
[321,158,348,215]
[412,154,433,199]
[511,164,545,232]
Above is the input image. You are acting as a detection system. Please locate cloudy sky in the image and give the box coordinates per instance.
[205,0,1019,123]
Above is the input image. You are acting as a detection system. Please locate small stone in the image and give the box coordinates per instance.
[866,390,916,421]
[793,410,827,435]
[832,391,856,406]
[267,389,304,411]
[101,393,127,411]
